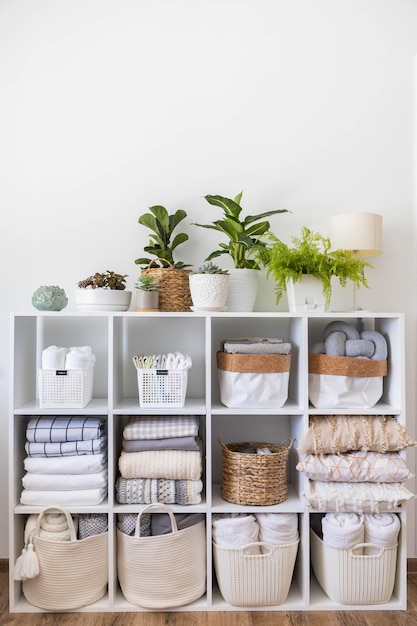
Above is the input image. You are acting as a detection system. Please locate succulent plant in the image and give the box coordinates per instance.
[193,262,228,274]
[135,275,160,291]
[77,271,128,290]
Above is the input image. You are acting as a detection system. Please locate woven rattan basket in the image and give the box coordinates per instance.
[219,438,293,506]
[141,259,192,312]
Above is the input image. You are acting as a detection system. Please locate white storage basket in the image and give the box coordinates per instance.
[38,367,94,409]
[213,539,299,606]
[137,368,188,408]
[310,530,397,605]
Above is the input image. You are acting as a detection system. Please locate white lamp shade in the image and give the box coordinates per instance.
[330,212,383,257]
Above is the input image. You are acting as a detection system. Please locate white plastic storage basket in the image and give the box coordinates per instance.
[137,368,188,408]
[38,367,94,409]
[213,539,299,607]
[310,530,397,605]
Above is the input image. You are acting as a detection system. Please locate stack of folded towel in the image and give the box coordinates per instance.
[313,511,400,555]
[20,416,108,505]
[41,345,96,370]
[115,415,203,505]
[212,512,299,554]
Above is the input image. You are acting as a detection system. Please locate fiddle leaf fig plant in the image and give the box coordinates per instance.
[193,191,289,269]
[135,205,190,269]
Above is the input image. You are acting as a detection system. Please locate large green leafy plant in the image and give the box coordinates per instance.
[259,226,373,307]
[193,192,289,269]
[135,205,190,269]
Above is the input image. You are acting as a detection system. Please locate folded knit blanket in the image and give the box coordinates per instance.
[78,513,108,539]
[123,415,199,440]
[23,453,107,474]
[26,416,105,443]
[24,511,78,543]
[22,469,108,491]
[117,512,152,536]
[118,447,202,480]
[115,477,203,505]
[25,437,107,457]
[20,487,107,506]
[122,435,200,452]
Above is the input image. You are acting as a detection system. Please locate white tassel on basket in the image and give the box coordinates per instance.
[14,541,39,581]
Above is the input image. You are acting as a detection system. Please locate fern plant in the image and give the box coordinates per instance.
[258,227,373,307]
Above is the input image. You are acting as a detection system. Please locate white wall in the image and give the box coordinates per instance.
[0,0,416,558]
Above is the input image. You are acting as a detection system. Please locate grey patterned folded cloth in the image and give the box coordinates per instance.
[115,477,203,505]
[117,512,151,537]
[222,337,292,354]
[78,513,108,539]
[26,416,106,443]
[122,435,200,452]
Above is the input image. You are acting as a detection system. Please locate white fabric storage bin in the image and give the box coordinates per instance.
[38,366,94,409]
[310,530,397,605]
[308,354,387,409]
[213,539,299,606]
[216,352,291,409]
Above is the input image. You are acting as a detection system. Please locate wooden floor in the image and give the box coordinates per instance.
[1,560,417,626]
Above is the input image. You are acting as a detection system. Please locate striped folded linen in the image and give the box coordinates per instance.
[20,486,107,506]
[115,477,203,505]
[25,437,107,457]
[118,447,202,481]
[23,453,107,474]
[22,469,108,491]
[122,435,200,452]
[123,415,199,440]
[26,416,106,443]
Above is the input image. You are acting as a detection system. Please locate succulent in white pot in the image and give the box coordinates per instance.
[189,262,229,311]
[74,271,132,311]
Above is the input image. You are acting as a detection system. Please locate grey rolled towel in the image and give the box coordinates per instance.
[311,342,325,354]
[323,321,360,341]
[324,331,346,356]
[360,330,388,360]
[345,339,375,358]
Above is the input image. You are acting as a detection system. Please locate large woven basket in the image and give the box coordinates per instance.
[141,259,192,312]
[219,438,293,506]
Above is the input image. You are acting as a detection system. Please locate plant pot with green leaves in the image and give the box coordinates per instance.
[193,191,289,311]
[74,271,132,311]
[189,262,229,311]
[134,275,160,312]
[135,205,192,312]
[258,227,373,312]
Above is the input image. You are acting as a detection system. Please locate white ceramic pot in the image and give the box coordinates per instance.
[74,289,132,311]
[135,291,159,312]
[189,274,229,311]
[226,268,259,312]
[285,276,326,312]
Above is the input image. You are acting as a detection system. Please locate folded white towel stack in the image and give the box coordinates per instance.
[41,345,96,370]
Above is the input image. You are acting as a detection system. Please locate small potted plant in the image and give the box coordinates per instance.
[134,275,160,312]
[193,191,289,311]
[135,204,192,311]
[258,227,373,311]
[74,270,132,311]
[189,262,229,311]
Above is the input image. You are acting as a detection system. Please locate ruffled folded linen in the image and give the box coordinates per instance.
[321,513,365,549]
[212,514,260,554]
[22,469,108,491]
[23,453,107,474]
[123,415,199,440]
[26,416,106,443]
[302,480,415,513]
[24,512,78,543]
[118,447,202,480]
[115,477,203,505]
[256,512,299,545]
[25,437,107,457]
[122,435,200,452]
[363,512,401,554]
[20,487,107,506]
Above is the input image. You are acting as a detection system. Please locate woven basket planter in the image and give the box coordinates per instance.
[219,438,293,506]
[141,259,192,312]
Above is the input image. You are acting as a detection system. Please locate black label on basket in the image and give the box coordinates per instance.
[156,369,168,376]
[55,370,68,376]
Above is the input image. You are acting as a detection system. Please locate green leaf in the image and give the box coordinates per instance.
[204,195,242,219]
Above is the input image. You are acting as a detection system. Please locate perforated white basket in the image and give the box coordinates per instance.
[310,530,397,605]
[137,368,188,408]
[213,539,299,607]
[38,367,94,409]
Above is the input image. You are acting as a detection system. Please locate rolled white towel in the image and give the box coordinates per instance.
[65,346,95,369]
[41,346,68,370]
[363,512,401,555]
[256,512,299,546]
[24,512,78,543]
[321,512,365,550]
[212,514,260,554]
